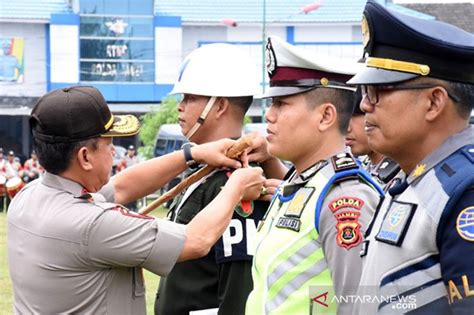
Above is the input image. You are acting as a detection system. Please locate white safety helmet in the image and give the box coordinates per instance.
[170,43,260,97]
[171,44,260,140]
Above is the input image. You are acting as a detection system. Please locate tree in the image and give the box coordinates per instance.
[138,97,178,159]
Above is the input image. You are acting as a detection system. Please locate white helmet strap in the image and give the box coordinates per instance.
[185,96,217,140]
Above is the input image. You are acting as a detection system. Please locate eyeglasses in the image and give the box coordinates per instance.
[361,83,460,106]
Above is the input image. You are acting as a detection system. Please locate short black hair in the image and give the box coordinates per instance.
[227,96,254,115]
[33,137,99,175]
[304,88,355,134]
[447,81,474,119]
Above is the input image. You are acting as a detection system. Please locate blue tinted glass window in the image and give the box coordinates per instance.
[80,0,151,15]
[80,17,153,37]
[79,0,154,83]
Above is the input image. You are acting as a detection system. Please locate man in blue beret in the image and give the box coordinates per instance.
[348,1,474,313]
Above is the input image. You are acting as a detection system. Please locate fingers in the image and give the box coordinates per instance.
[193,139,242,169]
[232,167,265,201]
[246,133,271,164]
[240,150,250,168]
[257,178,282,201]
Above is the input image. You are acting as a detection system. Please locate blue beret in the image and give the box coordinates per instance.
[348,0,474,85]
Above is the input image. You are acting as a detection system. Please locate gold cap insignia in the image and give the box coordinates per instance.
[361,15,370,49]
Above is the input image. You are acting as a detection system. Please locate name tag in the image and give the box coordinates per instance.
[375,200,416,246]
[276,217,301,232]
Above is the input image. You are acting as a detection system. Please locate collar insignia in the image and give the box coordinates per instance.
[413,164,426,177]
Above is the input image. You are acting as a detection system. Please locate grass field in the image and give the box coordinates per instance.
[0,206,167,314]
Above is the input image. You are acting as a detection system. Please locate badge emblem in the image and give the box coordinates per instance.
[456,207,474,242]
[361,15,370,48]
[388,205,408,228]
[376,201,416,246]
[285,187,314,218]
[329,196,364,213]
[105,18,128,36]
[335,211,362,249]
[413,164,426,177]
[266,39,277,77]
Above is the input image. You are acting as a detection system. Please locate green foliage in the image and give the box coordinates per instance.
[138,97,179,159]
[243,115,252,125]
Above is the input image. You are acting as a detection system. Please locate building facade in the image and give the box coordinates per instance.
[0,0,431,159]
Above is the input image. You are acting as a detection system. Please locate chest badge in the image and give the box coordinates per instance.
[285,187,314,218]
[376,201,417,246]
[275,187,315,232]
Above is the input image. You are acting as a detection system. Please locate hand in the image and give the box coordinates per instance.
[245,132,288,180]
[246,132,272,164]
[259,178,282,201]
[227,166,265,201]
[192,139,243,169]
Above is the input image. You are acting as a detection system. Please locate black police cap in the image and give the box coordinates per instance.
[30,86,140,143]
[348,0,474,85]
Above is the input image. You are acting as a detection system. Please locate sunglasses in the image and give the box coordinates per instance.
[361,83,460,106]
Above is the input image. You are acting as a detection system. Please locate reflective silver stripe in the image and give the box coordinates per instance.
[379,281,446,314]
[265,257,327,314]
[379,262,441,298]
[267,240,321,288]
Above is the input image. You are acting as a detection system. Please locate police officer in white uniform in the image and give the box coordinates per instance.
[348,1,474,313]
[7,86,264,314]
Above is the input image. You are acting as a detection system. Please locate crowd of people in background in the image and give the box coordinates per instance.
[4,0,474,313]
[0,148,44,212]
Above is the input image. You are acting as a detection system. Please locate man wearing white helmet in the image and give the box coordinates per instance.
[155,44,279,315]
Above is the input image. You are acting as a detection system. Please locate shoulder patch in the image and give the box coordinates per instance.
[456,206,474,242]
[331,152,358,172]
[335,211,362,250]
[329,196,364,250]
[329,196,364,212]
[235,200,254,218]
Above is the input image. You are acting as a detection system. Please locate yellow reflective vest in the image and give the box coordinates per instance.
[246,166,336,315]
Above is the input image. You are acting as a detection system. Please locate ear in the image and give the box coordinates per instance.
[76,146,93,171]
[317,103,338,132]
[214,97,230,119]
[425,87,449,122]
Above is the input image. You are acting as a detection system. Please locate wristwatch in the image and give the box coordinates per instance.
[182,142,200,170]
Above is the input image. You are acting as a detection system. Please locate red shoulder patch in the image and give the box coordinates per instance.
[334,211,362,250]
[329,196,364,250]
[328,196,364,213]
